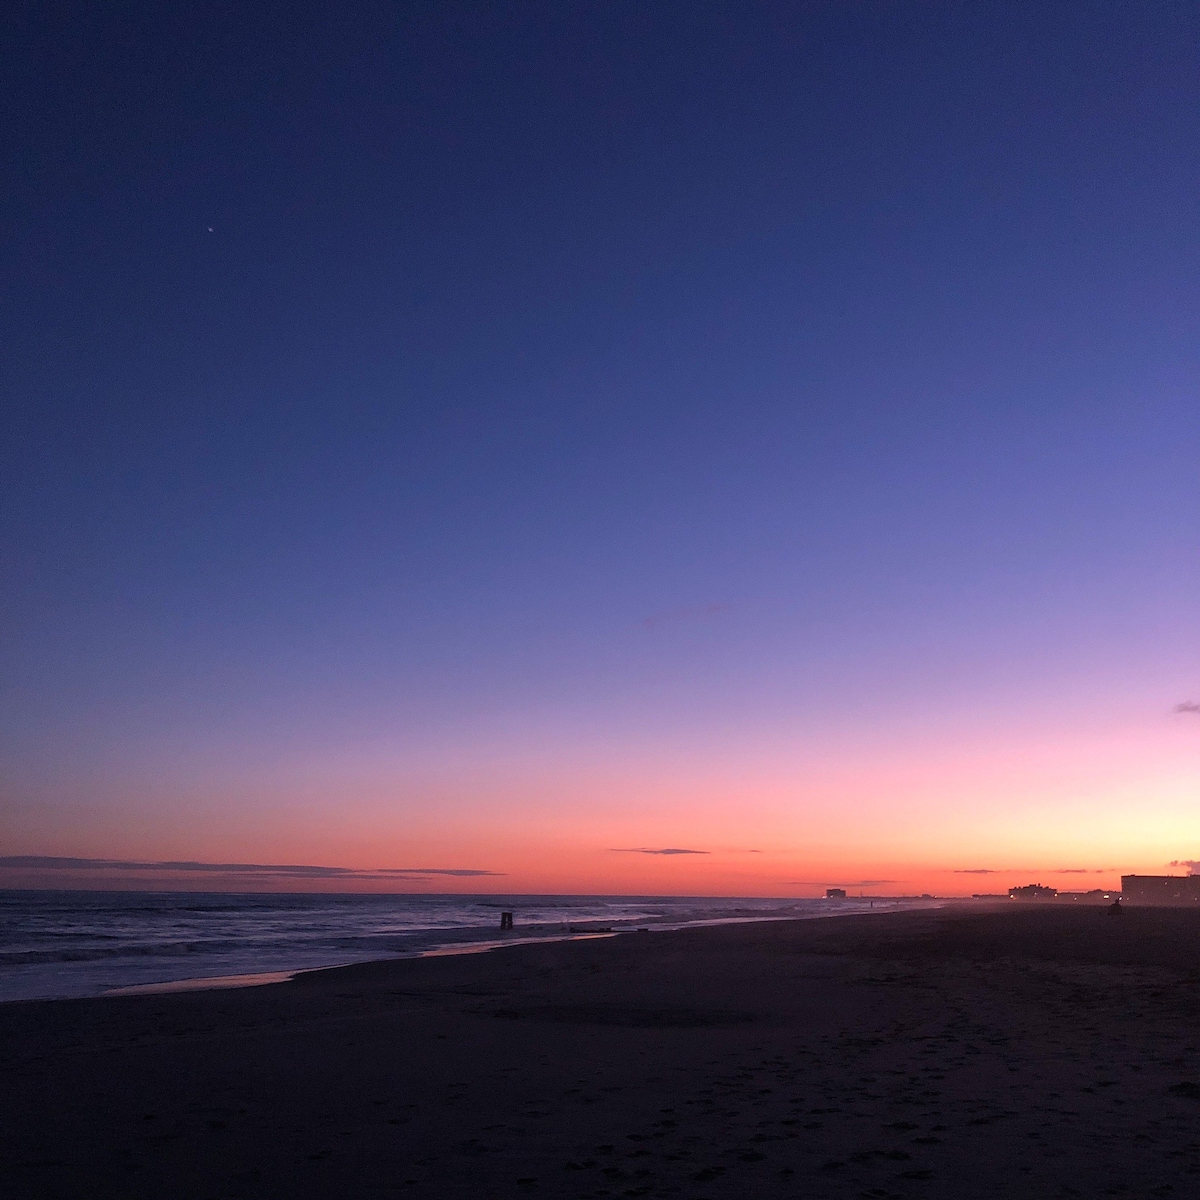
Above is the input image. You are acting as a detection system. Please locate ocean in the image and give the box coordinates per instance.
[0,890,895,1002]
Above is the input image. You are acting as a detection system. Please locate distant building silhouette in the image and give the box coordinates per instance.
[825,888,846,899]
[1121,875,1200,905]
[1056,888,1117,903]
[1008,883,1057,899]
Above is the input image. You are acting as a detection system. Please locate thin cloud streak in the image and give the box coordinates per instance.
[0,856,502,879]
[953,868,1111,875]
[786,880,899,888]
[641,603,731,631]
[1175,701,1200,714]
[608,848,710,856]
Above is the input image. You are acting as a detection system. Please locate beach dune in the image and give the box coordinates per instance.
[3,904,1200,1197]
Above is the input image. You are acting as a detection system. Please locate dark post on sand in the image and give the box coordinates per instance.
[499,912,514,930]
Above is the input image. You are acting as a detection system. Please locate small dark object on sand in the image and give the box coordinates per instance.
[1168,1082,1200,1100]
[500,912,514,930]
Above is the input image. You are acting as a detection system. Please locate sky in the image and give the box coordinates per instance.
[2,1,1198,896]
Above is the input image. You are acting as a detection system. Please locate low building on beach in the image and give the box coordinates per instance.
[1008,883,1057,899]
[1056,889,1117,903]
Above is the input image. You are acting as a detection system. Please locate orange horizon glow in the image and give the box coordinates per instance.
[6,700,1197,897]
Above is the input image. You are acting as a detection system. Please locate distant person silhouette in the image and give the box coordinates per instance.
[1107,897,1123,916]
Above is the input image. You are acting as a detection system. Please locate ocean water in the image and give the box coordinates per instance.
[0,890,895,1002]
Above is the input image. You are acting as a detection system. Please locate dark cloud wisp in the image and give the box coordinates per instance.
[641,603,731,631]
[609,847,710,856]
[787,880,898,888]
[0,857,501,879]
[954,868,1110,875]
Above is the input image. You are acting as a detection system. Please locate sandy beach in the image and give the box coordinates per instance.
[3,904,1200,1198]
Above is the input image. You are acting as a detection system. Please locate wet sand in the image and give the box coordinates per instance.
[3,903,1200,1198]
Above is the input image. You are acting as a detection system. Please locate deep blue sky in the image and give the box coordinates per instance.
[2,2,1198,884]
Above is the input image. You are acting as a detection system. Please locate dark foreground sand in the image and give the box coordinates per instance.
[3,905,1200,1199]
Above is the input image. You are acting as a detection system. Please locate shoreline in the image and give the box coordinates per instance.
[2,895,929,1005]
[97,933,622,999]
[4,893,1139,1006]
[95,907,926,1001]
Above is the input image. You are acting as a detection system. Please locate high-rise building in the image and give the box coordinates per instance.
[1120,875,1200,905]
